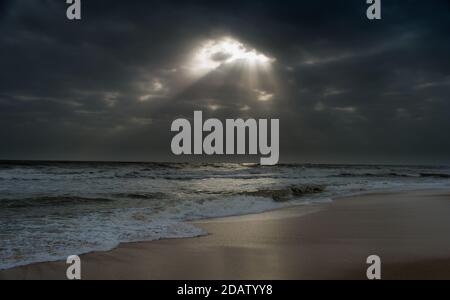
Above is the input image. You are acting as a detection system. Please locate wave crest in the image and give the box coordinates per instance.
[240,184,326,202]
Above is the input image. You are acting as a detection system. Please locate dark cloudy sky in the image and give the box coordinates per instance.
[1,0,449,164]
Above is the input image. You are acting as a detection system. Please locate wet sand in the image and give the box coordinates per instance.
[2,189,450,280]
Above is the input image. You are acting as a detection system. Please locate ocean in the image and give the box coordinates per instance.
[0,161,449,270]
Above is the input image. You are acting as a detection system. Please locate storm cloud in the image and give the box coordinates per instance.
[1,0,449,164]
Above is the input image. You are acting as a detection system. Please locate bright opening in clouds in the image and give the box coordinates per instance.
[189,37,275,74]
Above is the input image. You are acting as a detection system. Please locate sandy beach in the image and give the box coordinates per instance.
[2,189,450,280]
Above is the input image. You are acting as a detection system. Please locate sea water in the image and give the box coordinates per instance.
[0,161,449,269]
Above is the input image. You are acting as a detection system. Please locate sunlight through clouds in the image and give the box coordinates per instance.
[188,37,275,75]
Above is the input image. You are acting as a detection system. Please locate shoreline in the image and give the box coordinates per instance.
[0,187,399,272]
[0,201,324,272]
[2,188,450,279]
